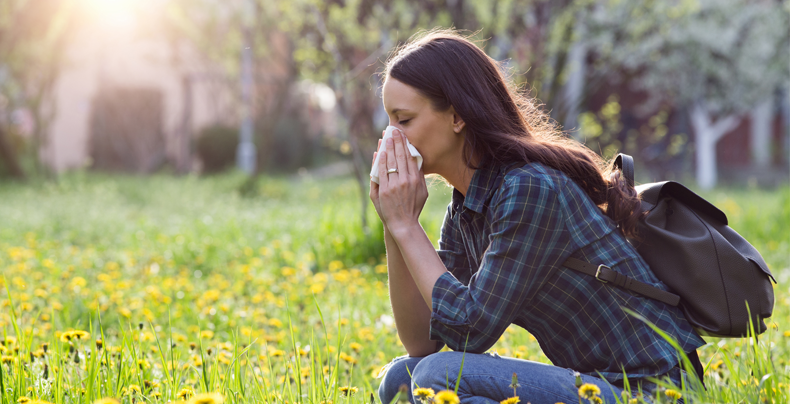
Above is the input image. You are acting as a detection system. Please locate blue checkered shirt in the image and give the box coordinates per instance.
[430,160,705,384]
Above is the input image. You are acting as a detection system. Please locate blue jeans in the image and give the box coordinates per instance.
[377,351,687,404]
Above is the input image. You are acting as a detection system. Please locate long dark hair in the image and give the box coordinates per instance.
[384,29,642,238]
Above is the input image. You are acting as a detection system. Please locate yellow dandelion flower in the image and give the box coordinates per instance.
[72,330,90,340]
[414,387,435,402]
[349,342,363,352]
[199,330,214,340]
[664,389,682,400]
[188,392,224,404]
[0,346,7,354]
[268,318,283,328]
[501,397,520,404]
[150,392,162,399]
[434,390,460,404]
[578,384,601,399]
[92,399,120,404]
[340,352,357,365]
[338,386,358,396]
[59,331,73,343]
[590,397,603,404]
[127,384,142,395]
[137,359,150,370]
[1,355,17,364]
[17,397,31,403]
[784,330,790,337]
[178,387,195,400]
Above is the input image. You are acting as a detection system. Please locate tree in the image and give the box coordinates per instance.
[586,0,789,189]
[0,0,76,178]
[167,0,298,176]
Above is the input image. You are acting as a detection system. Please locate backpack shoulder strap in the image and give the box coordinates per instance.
[614,153,635,188]
[562,257,680,306]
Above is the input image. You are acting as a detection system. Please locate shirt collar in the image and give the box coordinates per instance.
[451,160,507,215]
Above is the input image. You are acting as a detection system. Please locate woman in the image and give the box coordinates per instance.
[369,30,704,404]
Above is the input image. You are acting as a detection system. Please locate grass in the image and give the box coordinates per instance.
[0,171,787,404]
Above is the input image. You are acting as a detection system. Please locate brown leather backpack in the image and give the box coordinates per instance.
[562,153,776,338]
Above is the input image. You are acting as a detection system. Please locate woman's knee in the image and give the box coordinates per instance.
[411,351,466,390]
[378,355,424,404]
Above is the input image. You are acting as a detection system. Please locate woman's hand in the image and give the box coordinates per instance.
[369,128,428,234]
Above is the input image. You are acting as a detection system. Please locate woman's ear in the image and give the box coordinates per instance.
[449,106,466,134]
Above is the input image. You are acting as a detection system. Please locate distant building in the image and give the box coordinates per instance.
[45,1,236,173]
[43,1,304,174]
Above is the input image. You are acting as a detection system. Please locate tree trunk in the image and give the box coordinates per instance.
[177,74,193,174]
[342,83,378,235]
[237,26,256,174]
[750,97,773,169]
[690,103,740,190]
[0,126,25,179]
[784,87,790,167]
[562,14,587,139]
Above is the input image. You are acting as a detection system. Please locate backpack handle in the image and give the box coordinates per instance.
[614,153,635,188]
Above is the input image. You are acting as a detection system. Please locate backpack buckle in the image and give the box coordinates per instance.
[595,265,610,283]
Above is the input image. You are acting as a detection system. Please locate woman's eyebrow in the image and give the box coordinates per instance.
[390,108,413,115]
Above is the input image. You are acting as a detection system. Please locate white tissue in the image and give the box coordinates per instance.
[370,125,423,184]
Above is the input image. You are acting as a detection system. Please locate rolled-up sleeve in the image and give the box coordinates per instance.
[429,175,572,353]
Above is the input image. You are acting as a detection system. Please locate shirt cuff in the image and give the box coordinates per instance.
[429,271,472,350]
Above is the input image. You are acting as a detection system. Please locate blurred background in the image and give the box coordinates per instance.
[0,0,788,191]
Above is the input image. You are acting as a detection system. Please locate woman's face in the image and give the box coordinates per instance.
[381,78,465,176]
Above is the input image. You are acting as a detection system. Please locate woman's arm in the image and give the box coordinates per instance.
[388,223,448,312]
[384,225,438,357]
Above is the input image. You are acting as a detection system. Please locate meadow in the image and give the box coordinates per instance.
[0,171,788,404]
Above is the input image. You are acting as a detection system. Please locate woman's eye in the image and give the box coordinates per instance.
[398,119,411,125]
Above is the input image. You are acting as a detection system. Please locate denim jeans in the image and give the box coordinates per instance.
[377,351,687,404]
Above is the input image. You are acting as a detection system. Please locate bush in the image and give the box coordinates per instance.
[196,125,239,173]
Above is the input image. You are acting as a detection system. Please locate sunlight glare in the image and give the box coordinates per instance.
[83,0,138,33]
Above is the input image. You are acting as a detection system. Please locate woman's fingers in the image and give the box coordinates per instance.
[378,148,389,187]
[392,129,409,177]
[385,136,398,177]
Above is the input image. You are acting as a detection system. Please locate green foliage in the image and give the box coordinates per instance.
[264,115,316,173]
[0,128,29,178]
[586,0,790,114]
[196,125,240,174]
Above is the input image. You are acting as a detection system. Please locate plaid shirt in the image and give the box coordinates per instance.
[430,160,705,384]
